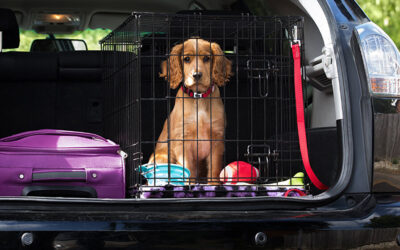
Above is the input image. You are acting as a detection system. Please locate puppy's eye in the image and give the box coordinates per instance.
[183,56,191,63]
[203,56,210,62]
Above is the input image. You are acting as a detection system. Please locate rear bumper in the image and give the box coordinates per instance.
[0,194,399,249]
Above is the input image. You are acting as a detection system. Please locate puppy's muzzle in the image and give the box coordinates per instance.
[193,72,202,81]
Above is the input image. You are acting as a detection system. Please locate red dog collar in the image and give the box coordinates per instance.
[181,84,215,98]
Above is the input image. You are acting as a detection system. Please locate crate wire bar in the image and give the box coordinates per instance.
[101,13,307,198]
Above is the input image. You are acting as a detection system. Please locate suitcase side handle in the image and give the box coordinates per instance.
[32,170,87,182]
[22,186,97,198]
[0,129,110,143]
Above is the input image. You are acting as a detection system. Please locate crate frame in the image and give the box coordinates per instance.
[100,12,308,198]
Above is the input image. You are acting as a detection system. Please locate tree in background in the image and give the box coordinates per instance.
[357,0,400,48]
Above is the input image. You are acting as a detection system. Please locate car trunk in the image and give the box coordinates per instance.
[0,1,344,205]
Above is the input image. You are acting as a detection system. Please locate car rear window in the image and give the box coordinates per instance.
[4,28,111,52]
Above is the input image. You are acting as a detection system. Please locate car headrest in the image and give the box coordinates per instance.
[0,8,20,49]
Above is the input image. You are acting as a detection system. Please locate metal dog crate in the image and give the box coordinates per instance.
[100,12,307,198]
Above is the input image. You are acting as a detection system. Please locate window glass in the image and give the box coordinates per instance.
[4,28,111,52]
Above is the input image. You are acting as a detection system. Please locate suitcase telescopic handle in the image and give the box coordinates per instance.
[0,129,109,143]
[32,170,87,182]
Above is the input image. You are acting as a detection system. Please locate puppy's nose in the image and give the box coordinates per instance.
[193,72,202,80]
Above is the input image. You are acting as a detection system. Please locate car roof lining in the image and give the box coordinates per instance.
[0,0,236,31]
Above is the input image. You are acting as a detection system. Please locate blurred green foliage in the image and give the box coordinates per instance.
[5,29,111,52]
[357,0,400,48]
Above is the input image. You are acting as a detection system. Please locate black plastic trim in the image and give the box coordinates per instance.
[21,186,97,198]
[32,171,86,181]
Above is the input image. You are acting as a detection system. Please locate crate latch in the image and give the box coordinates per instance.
[245,59,279,97]
[245,145,279,182]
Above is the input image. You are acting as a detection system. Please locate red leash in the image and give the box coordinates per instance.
[292,43,328,190]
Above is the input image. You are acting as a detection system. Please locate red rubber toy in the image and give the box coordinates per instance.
[219,161,259,184]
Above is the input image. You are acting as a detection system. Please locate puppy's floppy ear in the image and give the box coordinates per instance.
[160,60,168,80]
[159,43,183,89]
[211,42,232,87]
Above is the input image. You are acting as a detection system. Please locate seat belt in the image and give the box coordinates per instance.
[292,43,328,190]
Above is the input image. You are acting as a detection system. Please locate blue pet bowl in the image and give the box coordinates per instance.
[137,163,191,186]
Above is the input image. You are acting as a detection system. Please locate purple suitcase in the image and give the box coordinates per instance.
[0,129,126,198]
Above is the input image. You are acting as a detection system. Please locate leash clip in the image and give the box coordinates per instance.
[290,25,301,47]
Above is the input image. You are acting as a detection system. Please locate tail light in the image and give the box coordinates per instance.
[355,22,400,97]
[357,22,400,193]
